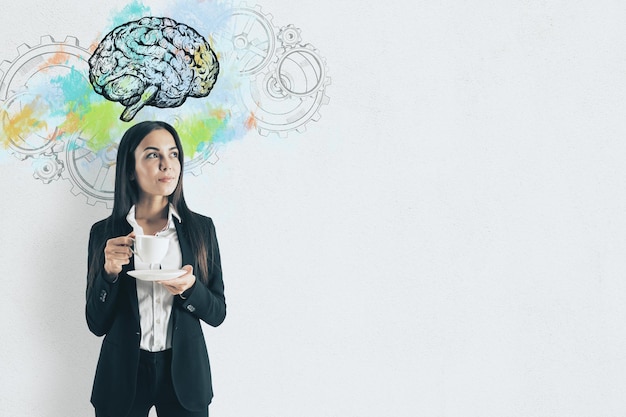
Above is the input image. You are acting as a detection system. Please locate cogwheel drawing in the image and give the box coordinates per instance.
[238,43,331,137]
[185,141,220,176]
[275,45,329,98]
[0,35,119,207]
[278,24,301,48]
[32,150,64,184]
[0,36,91,160]
[211,3,331,137]
[213,3,277,76]
[60,131,117,208]
[0,35,91,101]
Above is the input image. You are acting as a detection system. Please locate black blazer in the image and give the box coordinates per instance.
[85,214,226,416]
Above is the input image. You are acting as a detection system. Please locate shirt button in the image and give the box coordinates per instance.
[156,319,161,324]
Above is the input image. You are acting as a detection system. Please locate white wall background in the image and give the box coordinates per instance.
[2,0,626,416]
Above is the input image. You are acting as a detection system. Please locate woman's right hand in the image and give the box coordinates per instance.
[103,232,135,278]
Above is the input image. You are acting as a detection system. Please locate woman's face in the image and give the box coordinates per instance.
[133,128,181,200]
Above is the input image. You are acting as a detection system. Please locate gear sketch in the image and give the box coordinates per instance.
[236,42,330,137]
[60,132,117,208]
[0,35,91,101]
[278,24,301,48]
[0,35,117,207]
[275,44,329,98]
[32,151,64,184]
[239,65,330,137]
[185,141,220,176]
[213,3,277,76]
[211,3,331,137]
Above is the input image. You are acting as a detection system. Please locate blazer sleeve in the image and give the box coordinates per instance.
[176,217,226,327]
[85,221,123,337]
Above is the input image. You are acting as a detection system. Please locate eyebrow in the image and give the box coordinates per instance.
[142,146,179,152]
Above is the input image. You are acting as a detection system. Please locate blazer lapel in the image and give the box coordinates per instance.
[174,217,194,269]
[172,218,192,328]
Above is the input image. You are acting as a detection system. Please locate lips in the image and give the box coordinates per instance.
[159,177,176,182]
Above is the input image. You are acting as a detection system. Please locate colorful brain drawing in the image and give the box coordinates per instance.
[88,16,219,121]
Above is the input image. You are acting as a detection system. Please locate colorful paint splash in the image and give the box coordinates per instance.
[1,0,252,159]
[0,95,49,148]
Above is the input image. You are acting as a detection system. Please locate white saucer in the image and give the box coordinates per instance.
[127,269,186,282]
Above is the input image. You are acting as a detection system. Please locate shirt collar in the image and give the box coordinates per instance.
[126,203,182,233]
[169,204,182,223]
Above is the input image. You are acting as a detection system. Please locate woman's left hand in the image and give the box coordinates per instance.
[158,265,196,296]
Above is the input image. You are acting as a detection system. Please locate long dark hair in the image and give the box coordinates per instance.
[88,121,216,288]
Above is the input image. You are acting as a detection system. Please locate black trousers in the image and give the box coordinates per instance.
[96,349,209,417]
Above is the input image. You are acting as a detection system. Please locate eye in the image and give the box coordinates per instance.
[146,152,158,159]
[171,151,179,158]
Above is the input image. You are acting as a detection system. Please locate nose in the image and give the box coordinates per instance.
[160,158,172,171]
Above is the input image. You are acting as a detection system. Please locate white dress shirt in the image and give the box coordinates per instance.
[126,204,183,352]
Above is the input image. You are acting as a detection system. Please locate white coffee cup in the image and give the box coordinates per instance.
[133,235,169,265]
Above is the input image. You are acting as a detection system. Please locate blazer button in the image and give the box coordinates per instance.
[186,305,196,312]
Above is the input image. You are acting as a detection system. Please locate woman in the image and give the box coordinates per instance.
[86,121,226,417]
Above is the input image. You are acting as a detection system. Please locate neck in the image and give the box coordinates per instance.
[135,196,169,222]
